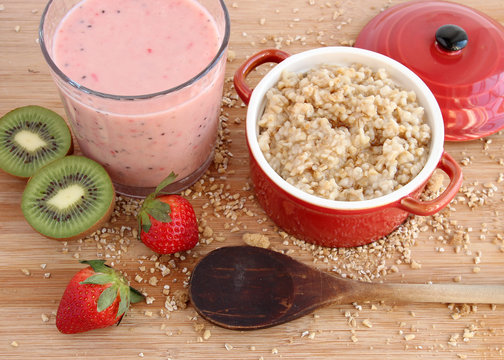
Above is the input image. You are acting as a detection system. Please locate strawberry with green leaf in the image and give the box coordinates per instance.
[138,172,199,254]
[56,260,144,334]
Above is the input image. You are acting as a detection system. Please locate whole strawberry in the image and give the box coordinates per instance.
[56,260,144,334]
[138,172,199,254]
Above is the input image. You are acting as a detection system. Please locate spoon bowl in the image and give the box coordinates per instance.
[189,246,504,330]
[189,246,295,328]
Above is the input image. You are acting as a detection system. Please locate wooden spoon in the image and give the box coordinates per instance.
[189,246,504,330]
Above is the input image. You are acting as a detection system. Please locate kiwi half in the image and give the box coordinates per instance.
[21,155,115,241]
[0,105,73,178]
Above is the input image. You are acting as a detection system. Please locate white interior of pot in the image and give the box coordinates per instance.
[246,46,445,210]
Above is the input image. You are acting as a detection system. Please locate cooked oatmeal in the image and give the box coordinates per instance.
[257,63,432,201]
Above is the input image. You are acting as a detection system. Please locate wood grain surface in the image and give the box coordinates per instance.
[1,0,504,359]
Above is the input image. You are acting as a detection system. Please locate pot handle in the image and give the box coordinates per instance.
[399,152,463,216]
[233,49,291,105]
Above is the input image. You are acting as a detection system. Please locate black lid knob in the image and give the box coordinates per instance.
[435,24,468,52]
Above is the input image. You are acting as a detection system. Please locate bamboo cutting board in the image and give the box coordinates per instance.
[1,0,504,359]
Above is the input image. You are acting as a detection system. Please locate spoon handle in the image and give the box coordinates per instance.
[356,282,504,304]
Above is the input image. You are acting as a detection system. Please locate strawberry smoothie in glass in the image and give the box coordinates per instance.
[39,0,230,197]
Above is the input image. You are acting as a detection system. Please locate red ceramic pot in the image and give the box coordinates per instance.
[234,47,463,248]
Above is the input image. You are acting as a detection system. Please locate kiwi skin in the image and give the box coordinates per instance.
[21,156,116,241]
[0,105,73,179]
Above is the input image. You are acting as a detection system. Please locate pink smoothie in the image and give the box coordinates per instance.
[50,0,227,192]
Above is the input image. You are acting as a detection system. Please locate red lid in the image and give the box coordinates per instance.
[355,0,504,141]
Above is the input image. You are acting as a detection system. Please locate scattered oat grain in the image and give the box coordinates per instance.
[362,319,373,328]
[410,260,422,270]
[242,232,270,248]
[404,334,415,341]
[148,276,158,286]
[21,268,30,276]
[145,296,155,305]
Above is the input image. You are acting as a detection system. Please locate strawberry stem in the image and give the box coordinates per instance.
[153,172,178,196]
[129,287,145,303]
[78,259,145,318]
[80,259,111,274]
[97,285,119,312]
[137,172,178,237]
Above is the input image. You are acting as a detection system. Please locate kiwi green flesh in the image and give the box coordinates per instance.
[21,155,115,240]
[0,105,72,178]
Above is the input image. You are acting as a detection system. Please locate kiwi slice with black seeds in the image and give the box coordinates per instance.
[0,105,73,178]
[21,155,115,241]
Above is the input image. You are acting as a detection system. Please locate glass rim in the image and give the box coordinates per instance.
[38,0,231,101]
